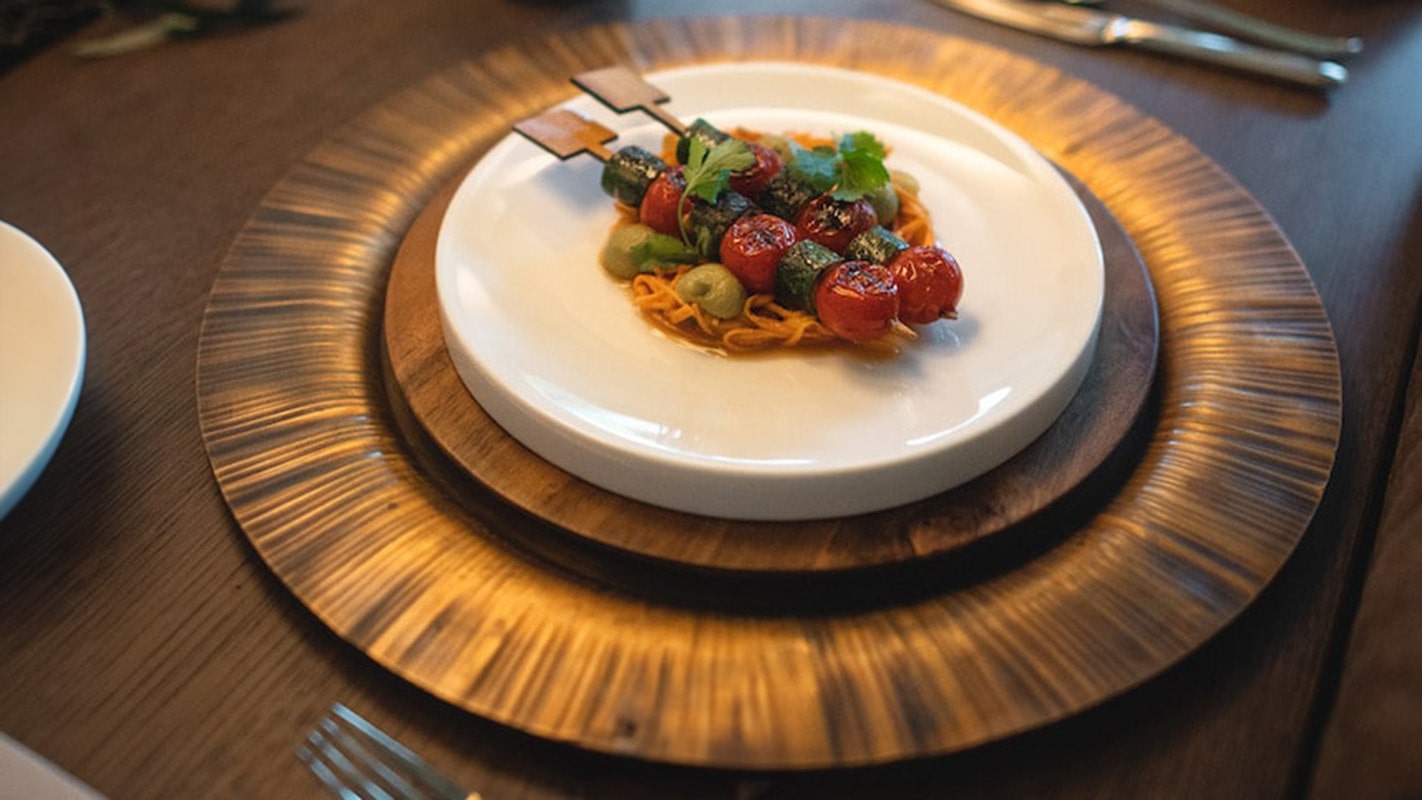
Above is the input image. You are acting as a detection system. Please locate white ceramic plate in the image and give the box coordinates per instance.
[0,222,85,521]
[436,63,1102,520]
[0,733,104,800]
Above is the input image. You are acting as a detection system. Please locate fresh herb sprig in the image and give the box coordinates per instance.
[676,137,754,247]
[629,233,701,272]
[788,131,891,201]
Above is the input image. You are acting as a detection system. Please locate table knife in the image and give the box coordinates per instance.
[930,0,1348,88]
[1118,0,1361,60]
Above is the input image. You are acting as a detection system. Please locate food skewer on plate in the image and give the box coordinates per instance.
[512,107,619,162]
[571,65,688,136]
[513,67,964,352]
[513,67,684,161]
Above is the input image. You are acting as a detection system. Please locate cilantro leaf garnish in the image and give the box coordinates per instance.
[832,132,892,201]
[840,131,888,161]
[785,131,891,201]
[786,143,839,193]
[677,137,754,244]
[694,227,715,260]
[683,137,756,202]
[630,232,701,271]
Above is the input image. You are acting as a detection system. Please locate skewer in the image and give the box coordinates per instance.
[516,67,688,162]
[513,107,618,162]
[571,65,687,135]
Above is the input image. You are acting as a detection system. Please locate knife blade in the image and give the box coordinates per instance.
[930,0,1347,88]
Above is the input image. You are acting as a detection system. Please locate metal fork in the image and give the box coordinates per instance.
[297,703,482,800]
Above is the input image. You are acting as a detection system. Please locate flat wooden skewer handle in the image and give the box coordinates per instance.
[572,65,687,135]
[513,108,617,162]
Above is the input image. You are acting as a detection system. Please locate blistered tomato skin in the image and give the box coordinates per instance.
[720,213,799,294]
[888,245,964,324]
[814,260,900,342]
[795,195,878,253]
[728,142,783,198]
[638,166,687,235]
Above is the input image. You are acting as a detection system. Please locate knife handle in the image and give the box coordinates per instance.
[1115,19,1347,88]
[1139,0,1361,61]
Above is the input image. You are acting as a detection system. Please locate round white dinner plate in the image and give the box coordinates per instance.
[435,63,1103,520]
[0,221,85,521]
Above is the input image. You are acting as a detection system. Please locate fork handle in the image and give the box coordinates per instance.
[1114,19,1348,88]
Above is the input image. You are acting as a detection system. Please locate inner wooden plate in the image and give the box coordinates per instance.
[384,173,1158,575]
[196,17,1341,770]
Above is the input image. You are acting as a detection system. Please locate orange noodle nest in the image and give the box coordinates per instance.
[623,129,935,355]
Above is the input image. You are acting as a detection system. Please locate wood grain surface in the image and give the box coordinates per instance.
[1,0,1417,797]
[383,170,1158,575]
[195,17,1339,769]
[1311,336,1422,799]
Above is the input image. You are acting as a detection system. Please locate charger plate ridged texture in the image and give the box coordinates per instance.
[385,173,1157,575]
[195,17,1341,768]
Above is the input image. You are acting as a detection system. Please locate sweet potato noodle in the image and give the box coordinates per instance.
[633,265,840,352]
[627,131,935,355]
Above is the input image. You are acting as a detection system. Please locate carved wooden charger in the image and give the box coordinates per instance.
[385,171,1157,575]
[196,18,1341,769]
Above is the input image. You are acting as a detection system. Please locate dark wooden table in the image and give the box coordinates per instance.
[1,1,1418,797]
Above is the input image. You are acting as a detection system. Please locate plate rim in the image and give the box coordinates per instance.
[384,165,1158,574]
[433,61,1106,520]
[0,220,86,521]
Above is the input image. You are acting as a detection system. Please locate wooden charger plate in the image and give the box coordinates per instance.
[385,174,1158,575]
[196,18,1341,770]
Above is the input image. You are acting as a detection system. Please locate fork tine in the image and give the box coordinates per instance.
[305,727,400,800]
[299,704,477,800]
[329,703,472,800]
[317,718,418,799]
[297,740,368,800]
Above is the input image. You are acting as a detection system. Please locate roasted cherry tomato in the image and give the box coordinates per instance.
[638,165,686,236]
[887,245,964,324]
[795,195,877,253]
[720,213,799,294]
[814,260,900,342]
[728,141,783,198]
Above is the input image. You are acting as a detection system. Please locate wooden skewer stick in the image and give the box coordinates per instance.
[572,65,687,136]
[513,108,618,162]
